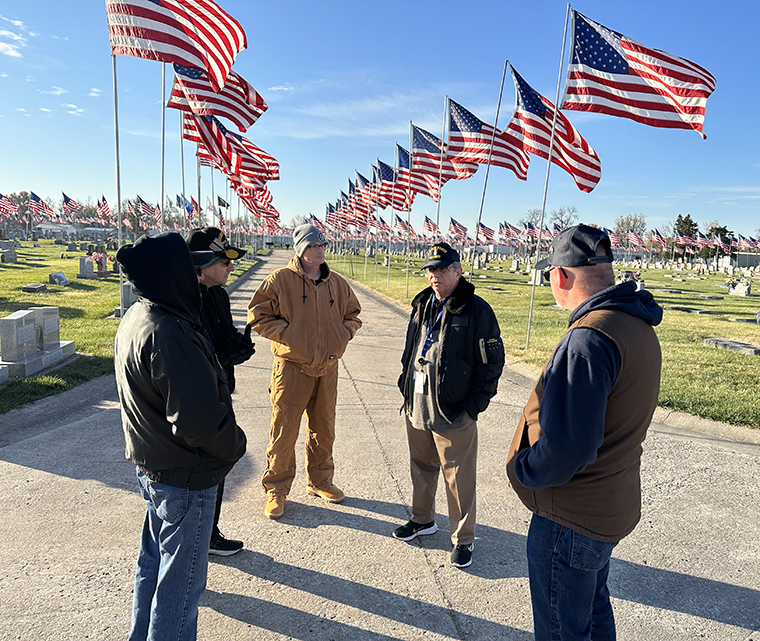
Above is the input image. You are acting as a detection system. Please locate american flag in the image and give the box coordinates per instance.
[105,0,247,93]
[375,160,397,209]
[627,229,645,247]
[354,171,373,212]
[168,64,267,132]
[0,193,18,216]
[447,98,530,181]
[155,205,162,227]
[694,231,711,248]
[136,196,153,218]
[507,66,601,193]
[123,217,133,230]
[309,215,327,232]
[477,221,495,243]
[737,235,753,251]
[392,145,416,212]
[375,216,390,234]
[97,196,110,218]
[423,216,438,234]
[522,222,540,240]
[192,114,241,175]
[411,124,478,202]
[182,112,201,142]
[29,192,53,217]
[393,214,410,232]
[713,235,729,254]
[651,229,667,247]
[563,11,716,139]
[449,217,468,238]
[62,193,83,215]
[602,227,622,248]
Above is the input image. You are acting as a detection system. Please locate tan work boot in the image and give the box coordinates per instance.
[264,494,285,519]
[307,484,345,504]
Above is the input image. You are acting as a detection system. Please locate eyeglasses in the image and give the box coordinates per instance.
[219,259,233,267]
[543,266,564,282]
[308,243,328,250]
[426,266,452,274]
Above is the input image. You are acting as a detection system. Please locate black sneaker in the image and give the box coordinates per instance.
[449,543,473,568]
[209,533,244,556]
[392,520,438,541]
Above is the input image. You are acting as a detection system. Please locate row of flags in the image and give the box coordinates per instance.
[105,0,281,233]
[608,228,759,253]
[313,9,715,245]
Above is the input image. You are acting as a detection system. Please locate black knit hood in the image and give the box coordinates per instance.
[117,232,201,326]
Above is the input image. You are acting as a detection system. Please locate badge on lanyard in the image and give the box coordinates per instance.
[414,370,426,395]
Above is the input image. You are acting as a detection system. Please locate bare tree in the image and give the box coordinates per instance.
[519,208,543,227]
[614,213,646,241]
[288,214,309,228]
[549,206,579,230]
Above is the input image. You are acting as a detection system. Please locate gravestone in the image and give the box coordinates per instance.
[48,272,71,286]
[33,243,41,248]
[728,282,751,296]
[76,256,97,279]
[0,365,7,385]
[528,269,547,286]
[0,306,76,379]
[67,242,77,251]
[79,243,88,252]
[703,338,760,356]
[0,240,18,263]
[20,284,48,293]
[114,282,137,317]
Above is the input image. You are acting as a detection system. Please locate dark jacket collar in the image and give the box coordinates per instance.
[412,276,475,314]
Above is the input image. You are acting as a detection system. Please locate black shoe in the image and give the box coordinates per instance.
[449,543,473,568]
[209,533,244,556]
[392,520,438,541]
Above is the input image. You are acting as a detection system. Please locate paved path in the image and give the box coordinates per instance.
[1,249,759,640]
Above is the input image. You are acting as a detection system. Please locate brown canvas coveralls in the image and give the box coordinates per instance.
[248,256,361,496]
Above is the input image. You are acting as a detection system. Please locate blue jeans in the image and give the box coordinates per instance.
[129,468,217,641]
[527,514,618,641]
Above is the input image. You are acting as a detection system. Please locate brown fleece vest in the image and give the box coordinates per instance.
[507,309,662,542]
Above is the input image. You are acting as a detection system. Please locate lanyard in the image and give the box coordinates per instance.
[420,294,451,360]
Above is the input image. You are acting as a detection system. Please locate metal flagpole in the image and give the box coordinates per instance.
[433,96,448,240]
[111,54,124,317]
[525,3,572,350]
[196,150,201,226]
[406,123,413,298]
[160,63,166,232]
[210,167,216,228]
[470,60,509,283]
[179,114,187,233]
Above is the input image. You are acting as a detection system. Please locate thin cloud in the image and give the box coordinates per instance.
[62,103,83,116]
[16,107,26,112]
[268,84,294,92]
[40,85,67,95]
[0,72,8,77]
[39,107,51,112]
[0,42,22,58]
[88,88,102,97]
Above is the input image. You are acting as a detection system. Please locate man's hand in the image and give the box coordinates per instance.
[220,324,256,367]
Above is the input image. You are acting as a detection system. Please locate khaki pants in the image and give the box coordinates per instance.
[263,357,339,496]
[406,418,478,546]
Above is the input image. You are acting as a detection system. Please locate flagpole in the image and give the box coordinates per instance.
[196,149,201,226]
[406,123,413,298]
[111,53,124,317]
[470,59,508,283]
[525,2,572,350]
[433,96,448,240]
[160,63,166,232]
[179,114,187,233]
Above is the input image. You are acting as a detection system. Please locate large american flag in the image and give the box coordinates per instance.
[62,193,83,215]
[627,229,645,247]
[375,161,398,210]
[168,64,267,132]
[355,171,374,212]
[449,217,468,238]
[191,114,241,175]
[393,145,416,212]
[602,227,622,248]
[0,193,18,216]
[105,0,246,92]
[694,231,711,248]
[507,66,601,193]
[563,11,716,139]
[713,235,729,254]
[411,124,478,202]
[447,98,530,181]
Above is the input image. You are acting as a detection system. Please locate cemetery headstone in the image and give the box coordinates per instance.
[21,283,48,293]
[76,256,97,279]
[48,272,71,286]
[67,242,77,251]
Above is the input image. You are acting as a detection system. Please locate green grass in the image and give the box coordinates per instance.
[0,239,259,412]
[330,252,760,428]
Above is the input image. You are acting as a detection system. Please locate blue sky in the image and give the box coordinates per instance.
[0,0,758,238]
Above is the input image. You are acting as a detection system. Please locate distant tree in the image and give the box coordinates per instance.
[549,206,578,230]
[289,214,309,228]
[674,213,698,237]
[613,212,646,242]
[519,208,543,227]
[7,191,30,216]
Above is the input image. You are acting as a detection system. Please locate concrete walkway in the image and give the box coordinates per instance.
[1,248,758,640]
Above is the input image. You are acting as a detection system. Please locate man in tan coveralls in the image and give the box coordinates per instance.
[248,224,362,519]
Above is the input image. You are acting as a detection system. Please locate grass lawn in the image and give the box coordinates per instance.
[0,239,259,413]
[330,251,760,428]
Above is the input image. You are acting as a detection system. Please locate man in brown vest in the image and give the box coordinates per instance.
[507,225,662,640]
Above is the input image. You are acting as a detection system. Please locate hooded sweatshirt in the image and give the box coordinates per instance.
[507,280,662,542]
[114,232,246,490]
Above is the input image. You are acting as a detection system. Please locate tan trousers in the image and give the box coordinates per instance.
[263,357,339,496]
[406,418,478,546]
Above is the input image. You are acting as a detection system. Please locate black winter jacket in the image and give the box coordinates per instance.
[399,277,505,423]
[114,233,247,490]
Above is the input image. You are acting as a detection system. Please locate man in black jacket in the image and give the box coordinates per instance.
[394,242,504,568]
[115,232,247,641]
[186,227,255,555]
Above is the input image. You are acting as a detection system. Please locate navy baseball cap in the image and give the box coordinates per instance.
[535,224,613,270]
[423,243,460,268]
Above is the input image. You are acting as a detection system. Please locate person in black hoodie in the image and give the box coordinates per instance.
[185,227,255,556]
[114,232,246,641]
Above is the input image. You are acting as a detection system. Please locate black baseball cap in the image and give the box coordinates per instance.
[535,224,613,270]
[423,243,460,269]
[185,226,246,260]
